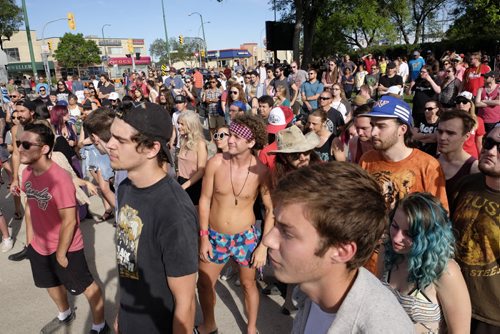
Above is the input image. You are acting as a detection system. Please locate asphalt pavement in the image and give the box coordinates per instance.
[0,174,293,334]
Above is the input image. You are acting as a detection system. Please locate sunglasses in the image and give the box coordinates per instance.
[185,81,191,83]
[288,150,313,160]
[483,137,500,152]
[11,116,20,120]
[424,107,437,111]
[16,140,43,150]
[456,99,469,105]
[230,91,238,94]
[109,99,117,102]
[39,89,46,92]
[9,95,19,98]
[319,96,331,100]
[213,132,229,140]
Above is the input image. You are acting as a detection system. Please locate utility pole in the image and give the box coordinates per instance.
[189,12,207,66]
[161,0,171,66]
[21,0,37,80]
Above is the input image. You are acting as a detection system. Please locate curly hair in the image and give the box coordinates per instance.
[178,110,205,151]
[231,114,267,150]
[384,192,455,289]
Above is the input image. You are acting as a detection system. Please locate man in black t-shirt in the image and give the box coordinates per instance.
[318,90,345,137]
[377,62,403,96]
[97,74,115,104]
[107,102,198,334]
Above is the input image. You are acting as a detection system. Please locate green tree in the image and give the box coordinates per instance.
[53,33,100,75]
[381,0,450,45]
[162,37,199,66]
[0,0,23,49]
[149,38,168,60]
[446,0,500,40]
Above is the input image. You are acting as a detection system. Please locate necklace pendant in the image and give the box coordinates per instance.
[235,198,238,206]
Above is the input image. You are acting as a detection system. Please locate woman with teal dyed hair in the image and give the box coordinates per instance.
[377,192,471,334]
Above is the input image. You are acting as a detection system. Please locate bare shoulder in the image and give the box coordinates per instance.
[435,259,462,288]
[254,155,270,177]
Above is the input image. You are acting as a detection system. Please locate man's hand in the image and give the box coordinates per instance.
[56,253,69,268]
[199,236,213,263]
[251,244,268,269]
[10,179,20,196]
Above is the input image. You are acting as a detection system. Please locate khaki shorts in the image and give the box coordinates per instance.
[208,114,225,129]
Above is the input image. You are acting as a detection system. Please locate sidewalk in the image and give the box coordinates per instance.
[0,182,293,333]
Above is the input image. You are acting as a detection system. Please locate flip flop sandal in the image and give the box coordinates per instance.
[193,326,218,334]
[98,209,114,222]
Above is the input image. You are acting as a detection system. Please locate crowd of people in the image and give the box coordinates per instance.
[0,47,499,334]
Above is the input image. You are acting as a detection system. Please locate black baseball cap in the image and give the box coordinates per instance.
[117,102,173,165]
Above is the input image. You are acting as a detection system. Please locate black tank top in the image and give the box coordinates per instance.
[446,156,476,201]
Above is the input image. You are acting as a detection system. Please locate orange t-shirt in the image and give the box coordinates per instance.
[360,148,449,211]
[193,71,204,89]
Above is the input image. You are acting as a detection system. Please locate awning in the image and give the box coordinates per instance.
[108,56,151,66]
[6,61,55,72]
[207,49,252,60]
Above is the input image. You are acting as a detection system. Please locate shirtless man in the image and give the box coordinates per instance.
[197,115,273,334]
[436,110,480,203]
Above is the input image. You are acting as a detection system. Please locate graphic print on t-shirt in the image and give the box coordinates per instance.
[372,170,416,210]
[117,205,143,280]
[454,192,499,267]
[24,181,52,210]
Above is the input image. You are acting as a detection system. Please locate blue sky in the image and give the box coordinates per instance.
[22,0,276,52]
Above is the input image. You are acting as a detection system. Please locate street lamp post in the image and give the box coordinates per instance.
[101,24,111,74]
[41,17,68,87]
[189,12,207,65]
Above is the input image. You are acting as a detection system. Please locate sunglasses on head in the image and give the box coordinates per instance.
[16,140,43,150]
[213,132,229,140]
[483,137,500,152]
[288,150,313,160]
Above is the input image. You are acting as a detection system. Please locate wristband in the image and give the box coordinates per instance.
[199,229,209,237]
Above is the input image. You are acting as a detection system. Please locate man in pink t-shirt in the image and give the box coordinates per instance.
[19,123,109,334]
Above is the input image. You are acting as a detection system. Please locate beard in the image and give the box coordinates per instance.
[479,158,500,177]
[372,130,399,151]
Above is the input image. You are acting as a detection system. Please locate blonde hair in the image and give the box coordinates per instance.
[178,111,205,151]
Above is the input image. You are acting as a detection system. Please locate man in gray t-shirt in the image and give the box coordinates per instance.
[263,163,414,334]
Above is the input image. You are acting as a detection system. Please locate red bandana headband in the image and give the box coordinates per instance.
[229,122,254,141]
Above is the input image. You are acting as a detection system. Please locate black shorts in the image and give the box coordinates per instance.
[27,245,94,295]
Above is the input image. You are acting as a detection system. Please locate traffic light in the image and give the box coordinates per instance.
[200,50,205,57]
[67,12,76,30]
[179,35,184,45]
[47,41,53,51]
[127,39,134,53]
